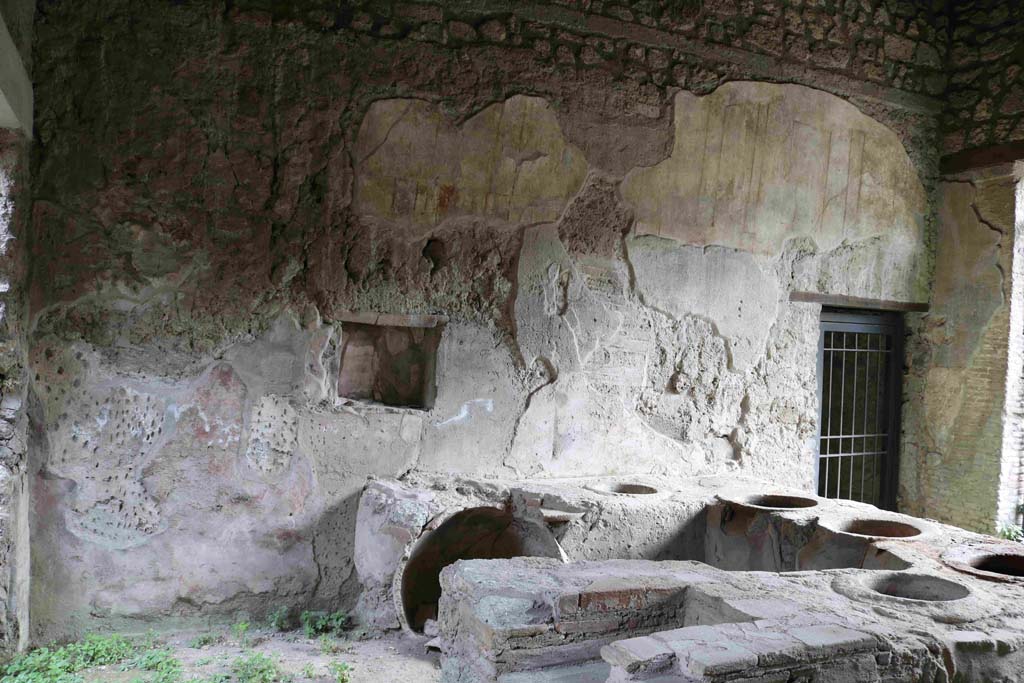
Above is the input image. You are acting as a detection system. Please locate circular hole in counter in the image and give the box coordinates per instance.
[970,553,1024,578]
[743,494,818,509]
[866,574,970,602]
[838,519,921,538]
[593,483,658,495]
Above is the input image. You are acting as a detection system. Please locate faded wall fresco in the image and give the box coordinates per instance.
[624,84,927,265]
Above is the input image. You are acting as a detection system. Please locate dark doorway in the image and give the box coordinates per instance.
[816,309,903,509]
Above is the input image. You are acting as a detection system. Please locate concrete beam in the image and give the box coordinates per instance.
[0,9,30,136]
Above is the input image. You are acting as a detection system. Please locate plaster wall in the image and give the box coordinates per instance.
[27,0,937,644]
[901,168,1016,533]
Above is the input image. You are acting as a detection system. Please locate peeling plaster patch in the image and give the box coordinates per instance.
[298,410,419,492]
[226,313,328,399]
[514,224,621,375]
[353,96,588,227]
[622,83,927,256]
[791,232,928,304]
[627,236,778,370]
[302,324,335,403]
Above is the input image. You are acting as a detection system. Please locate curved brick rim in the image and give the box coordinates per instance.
[820,513,938,541]
[744,493,819,510]
[832,572,994,625]
[943,544,1024,583]
[585,479,667,497]
[715,491,822,513]
[836,519,922,538]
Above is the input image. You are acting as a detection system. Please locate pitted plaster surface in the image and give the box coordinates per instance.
[27,69,934,640]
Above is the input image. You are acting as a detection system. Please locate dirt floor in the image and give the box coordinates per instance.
[79,627,441,683]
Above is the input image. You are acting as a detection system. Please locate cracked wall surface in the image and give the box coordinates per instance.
[901,168,1017,533]
[26,0,940,644]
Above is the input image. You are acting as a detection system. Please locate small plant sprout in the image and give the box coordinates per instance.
[268,606,291,632]
[189,633,222,649]
[232,621,252,647]
[231,652,292,683]
[998,523,1024,542]
[299,611,349,639]
[327,661,352,683]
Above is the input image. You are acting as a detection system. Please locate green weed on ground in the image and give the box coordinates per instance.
[266,608,290,633]
[230,652,291,683]
[298,612,347,639]
[124,648,182,683]
[2,634,136,683]
[326,661,352,683]
[230,622,251,647]
[188,633,223,649]
[3,633,237,683]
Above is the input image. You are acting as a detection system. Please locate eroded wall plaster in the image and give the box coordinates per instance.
[26,84,929,642]
[902,167,1017,533]
[26,0,940,644]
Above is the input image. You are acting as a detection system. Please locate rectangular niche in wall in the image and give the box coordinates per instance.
[337,314,445,410]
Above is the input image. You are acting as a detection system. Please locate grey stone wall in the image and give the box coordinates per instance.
[0,128,31,654]
[0,0,33,656]
[25,0,942,644]
[943,0,1024,155]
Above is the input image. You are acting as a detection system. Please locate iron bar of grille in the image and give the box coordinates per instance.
[848,333,856,501]
[861,339,870,502]
[877,331,887,505]
[838,333,846,499]
[821,334,831,497]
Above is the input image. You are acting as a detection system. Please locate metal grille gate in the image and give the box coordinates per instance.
[816,309,902,509]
